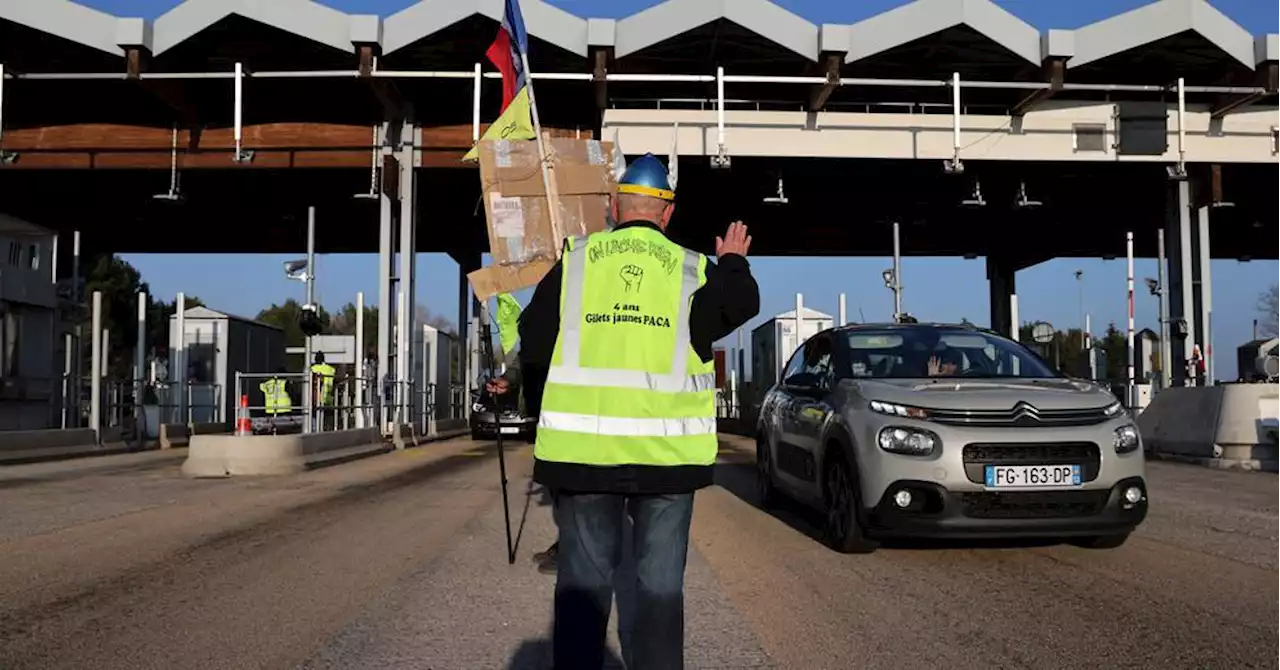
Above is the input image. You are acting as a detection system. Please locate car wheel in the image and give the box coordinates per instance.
[823,450,878,555]
[1071,532,1130,549]
[755,435,779,509]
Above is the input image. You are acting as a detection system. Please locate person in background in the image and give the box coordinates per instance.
[490,293,560,574]
[488,153,759,669]
[310,352,335,431]
[259,367,293,434]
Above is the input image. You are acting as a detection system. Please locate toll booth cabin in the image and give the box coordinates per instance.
[0,215,59,430]
[412,325,456,424]
[168,306,285,426]
[749,307,835,422]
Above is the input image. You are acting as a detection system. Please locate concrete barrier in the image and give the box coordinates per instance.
[182,427,390,477]
[1138,384,1279,472]
[159,422,230,449]
[0,427,128,465]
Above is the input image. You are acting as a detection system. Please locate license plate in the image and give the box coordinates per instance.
[500,426,520,435]
[984,464,1081,488]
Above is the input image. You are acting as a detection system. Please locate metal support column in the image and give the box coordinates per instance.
[986,256,1016,339]
[89,291,102,444]
[71,230,82,424]
[1195,205,1213,384]
[303,206,316,434]
[1166,180,1196,386]
[397,120,417,425]
[456,253,481,419]
[355,291,366,429]
[135,291,146,428]
[175,292,186,424]
[376,121,396,429]
[1157,228,1172,390]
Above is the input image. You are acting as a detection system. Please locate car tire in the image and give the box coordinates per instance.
[1071,532,1130,549]
[822,447,878,555]
[755,435,779,509]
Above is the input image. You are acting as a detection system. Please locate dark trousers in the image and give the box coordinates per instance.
[552,491,694,670]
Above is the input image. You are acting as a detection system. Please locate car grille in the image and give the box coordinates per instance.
[928,403,1113,428]
[959,490,1109,519]
[961,442,1101,484]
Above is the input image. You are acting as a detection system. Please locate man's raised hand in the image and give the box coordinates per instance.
[715,221,753,259]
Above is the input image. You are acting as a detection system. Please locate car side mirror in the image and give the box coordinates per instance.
[784,372,822,394]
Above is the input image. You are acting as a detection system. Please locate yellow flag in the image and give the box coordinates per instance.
[495,293,521,354]
[462,86,535,162]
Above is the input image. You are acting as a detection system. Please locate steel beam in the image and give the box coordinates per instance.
[1210,63,1277,119]
[1012,57,1066,117]
[358,44,405,118]
[0,122,585,170]
[808,52,843,112]
[591,46,612,133]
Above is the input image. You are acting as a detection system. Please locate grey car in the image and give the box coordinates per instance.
[756,323,1148,554]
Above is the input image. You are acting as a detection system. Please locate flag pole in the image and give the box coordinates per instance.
[480,301,516,565]
[518,51,566,256]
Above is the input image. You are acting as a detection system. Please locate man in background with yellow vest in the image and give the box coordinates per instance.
[310,352,336,432]
[488,153,758,669]
[259,367,293,434]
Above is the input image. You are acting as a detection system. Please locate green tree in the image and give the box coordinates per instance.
[1098,323,1128,383]
[1015,324,1094,379]
[1258,285,1278,338]
[80,253,202,377]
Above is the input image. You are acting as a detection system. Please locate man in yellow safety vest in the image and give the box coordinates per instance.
[310,352,336,431]
[494,292,560,575]
[259,367,293,434]
[488,153,759,669]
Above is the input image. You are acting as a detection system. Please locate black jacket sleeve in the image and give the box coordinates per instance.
[688,253,760,363]
[517,261,562,370]
[515,261,562,417]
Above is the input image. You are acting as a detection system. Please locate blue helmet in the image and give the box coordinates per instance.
[617,153,675,201]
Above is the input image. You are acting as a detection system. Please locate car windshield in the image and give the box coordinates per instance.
[841,326,1058,379]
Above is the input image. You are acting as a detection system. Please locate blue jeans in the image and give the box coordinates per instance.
[552,492,695,670]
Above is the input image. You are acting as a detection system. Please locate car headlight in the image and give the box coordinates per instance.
[1103,401,1124,418]
[1113,424,1140,453]
[877,426,939,456]
[868,400,930,420]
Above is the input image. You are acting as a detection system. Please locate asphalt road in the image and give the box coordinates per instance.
[0,436,1274,670]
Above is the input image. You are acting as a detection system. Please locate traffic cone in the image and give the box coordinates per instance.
[236,394,252,436]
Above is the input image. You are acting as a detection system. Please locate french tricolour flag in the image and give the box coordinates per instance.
[485,0,530,113]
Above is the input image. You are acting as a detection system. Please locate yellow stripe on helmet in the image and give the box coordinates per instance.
[617,183,675,201]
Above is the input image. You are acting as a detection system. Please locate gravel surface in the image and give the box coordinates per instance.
[0,436,1273,669]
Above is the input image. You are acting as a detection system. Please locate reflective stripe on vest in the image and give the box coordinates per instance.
[535,228,717,468]
[539,412,717,437]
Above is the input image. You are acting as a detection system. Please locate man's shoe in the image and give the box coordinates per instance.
[532,543,558,563]
[536,557,557,575]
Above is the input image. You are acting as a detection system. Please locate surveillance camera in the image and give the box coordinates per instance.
[881,270,895,287]
[1144,278,1159,294]
[284,259,309,279]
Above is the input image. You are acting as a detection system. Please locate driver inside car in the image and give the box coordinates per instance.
[926,347,963,377]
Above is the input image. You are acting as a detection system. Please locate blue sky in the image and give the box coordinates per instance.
[83,0,1279,378]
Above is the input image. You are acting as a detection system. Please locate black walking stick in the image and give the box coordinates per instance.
[479,308,517,565]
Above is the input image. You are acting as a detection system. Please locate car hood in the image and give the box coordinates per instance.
[843,377,1115,411]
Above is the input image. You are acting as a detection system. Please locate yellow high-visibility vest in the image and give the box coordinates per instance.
[310,363,335,406]
[534,227,716,468]
[259,378,293,415]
